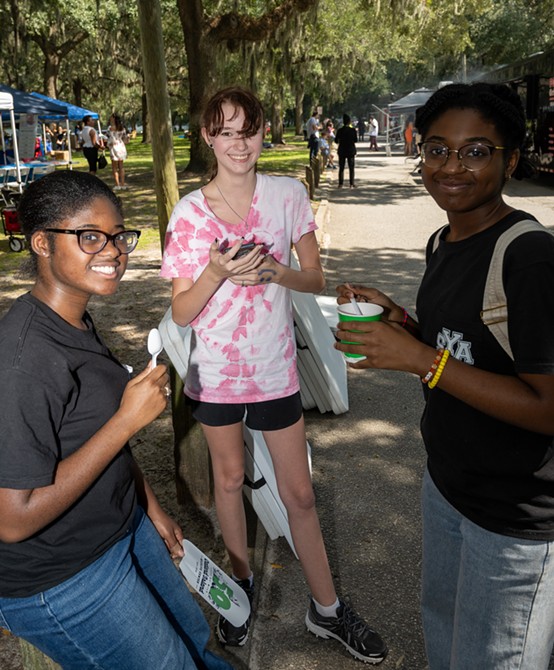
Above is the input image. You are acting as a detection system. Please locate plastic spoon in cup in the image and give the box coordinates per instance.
[350,296,363,315]
[147,328,163,367]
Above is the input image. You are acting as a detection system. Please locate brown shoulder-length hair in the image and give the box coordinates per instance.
[202,86,264,139]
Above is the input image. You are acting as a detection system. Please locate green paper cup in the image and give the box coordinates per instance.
[337,302,383,361]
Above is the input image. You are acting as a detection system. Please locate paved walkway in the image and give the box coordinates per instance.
[226,144,554,670]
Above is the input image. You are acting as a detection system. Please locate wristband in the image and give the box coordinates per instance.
[400,307,409,328]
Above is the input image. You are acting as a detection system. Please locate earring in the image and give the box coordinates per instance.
[208,143,213,149]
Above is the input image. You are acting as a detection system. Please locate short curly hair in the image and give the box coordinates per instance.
[415,82,533,179]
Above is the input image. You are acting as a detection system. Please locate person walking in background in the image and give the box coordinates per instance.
[336,82,554,670]
[161,86,387,664]
[357,118,366,142]
[325,119,337,168]
[368,115,379,150]
[403,117,415,156]
[0,171,232,670]
[335,113,358,188]
[107,113,129,190]
[81,114,103,174]
[306,109,321,160]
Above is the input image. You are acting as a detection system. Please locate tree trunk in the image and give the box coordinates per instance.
[136,0,178,247]
[177,0,213,174]
[295,83,305,136]
[271,98,284,144]
[72,77,83,107]
[170,369,212,508]
[44,51,60,99]
[141,91,150,144]
[137,0,212,507]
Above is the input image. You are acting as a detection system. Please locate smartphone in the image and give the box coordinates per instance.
[221,241,257,259]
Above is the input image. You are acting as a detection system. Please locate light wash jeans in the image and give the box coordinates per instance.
[421,468,554,670]
[0,507,232,670]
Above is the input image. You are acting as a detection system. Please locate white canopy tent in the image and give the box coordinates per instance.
[0,92,23,192]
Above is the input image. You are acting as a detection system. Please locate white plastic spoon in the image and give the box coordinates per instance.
[350,296,363,315]
[147,328,163,367]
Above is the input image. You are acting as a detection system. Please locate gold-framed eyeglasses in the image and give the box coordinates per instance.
[419,142,506,171]
[44,228,141,254]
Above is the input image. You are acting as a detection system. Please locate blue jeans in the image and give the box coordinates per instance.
[421,468,554,669]
[0,507,232,670]
[308,134,319,160]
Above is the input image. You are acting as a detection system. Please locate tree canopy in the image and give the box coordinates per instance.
[0,0,552,155]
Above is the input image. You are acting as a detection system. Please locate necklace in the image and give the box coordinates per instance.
[214,181,252,226]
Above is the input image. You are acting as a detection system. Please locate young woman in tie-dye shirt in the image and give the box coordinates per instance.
[160,87,387,663]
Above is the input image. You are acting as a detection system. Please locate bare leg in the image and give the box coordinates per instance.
[111,159,119,187]
[263,417,336,606]
[119,161,125,187]
[201,422,251,580]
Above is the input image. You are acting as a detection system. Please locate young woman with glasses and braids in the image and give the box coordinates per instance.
[0,171,232,670]
[336,82,554,669]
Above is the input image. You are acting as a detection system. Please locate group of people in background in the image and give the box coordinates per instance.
[306,112,381,189]
[79,113,128,189]
[45,123,68,152]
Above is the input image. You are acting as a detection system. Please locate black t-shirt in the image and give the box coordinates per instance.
[335,126,358,157]
[0,294,136,597]
[417,210,554,539]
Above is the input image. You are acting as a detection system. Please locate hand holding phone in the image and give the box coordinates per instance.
[224,241,257,259]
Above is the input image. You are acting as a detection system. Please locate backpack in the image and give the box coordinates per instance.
[430,219,550,360]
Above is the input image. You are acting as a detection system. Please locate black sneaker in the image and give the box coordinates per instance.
[216,577,254,647]
[305,597,388,664]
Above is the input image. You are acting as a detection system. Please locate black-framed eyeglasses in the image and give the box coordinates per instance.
[418,142,506,171]
[44,228,141,254]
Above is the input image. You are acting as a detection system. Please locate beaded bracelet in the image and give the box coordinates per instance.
[421,349,443,384]
[428,349,450,389]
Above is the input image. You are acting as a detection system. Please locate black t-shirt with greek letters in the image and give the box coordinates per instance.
[417,210,554,539]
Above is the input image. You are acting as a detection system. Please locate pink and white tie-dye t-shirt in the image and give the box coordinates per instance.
[160,173,317,403]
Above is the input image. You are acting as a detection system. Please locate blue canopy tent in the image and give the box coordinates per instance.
[0,84,67,118]
[31,92,101,169]
[30,92,98,121]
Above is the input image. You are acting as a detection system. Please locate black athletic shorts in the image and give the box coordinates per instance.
[189,391,302,431]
